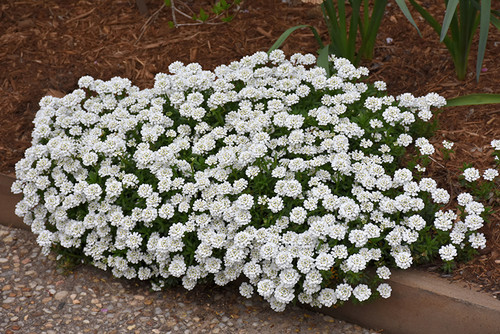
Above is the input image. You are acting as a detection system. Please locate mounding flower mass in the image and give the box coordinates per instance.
[13,50,490,311]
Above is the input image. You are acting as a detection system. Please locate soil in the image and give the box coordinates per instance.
[1,0,499,294]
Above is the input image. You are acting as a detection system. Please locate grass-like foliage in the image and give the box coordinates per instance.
[13,51,496,311]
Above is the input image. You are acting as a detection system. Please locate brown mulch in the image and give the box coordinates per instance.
[1,0,499,294]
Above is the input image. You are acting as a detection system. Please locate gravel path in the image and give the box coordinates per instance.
[0,224,378,334]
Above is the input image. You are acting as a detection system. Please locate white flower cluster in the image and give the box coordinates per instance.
[12,50,486,311]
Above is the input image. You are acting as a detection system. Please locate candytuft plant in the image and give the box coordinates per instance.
[13,51,495,311]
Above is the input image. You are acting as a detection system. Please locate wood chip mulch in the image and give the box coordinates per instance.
[1,0,498,295]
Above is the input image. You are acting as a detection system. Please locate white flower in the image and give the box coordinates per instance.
[268,196,284,213]
[374,81,386,91]
[457,193,473,206]
[290,207,307,224]
[279,268,300,288]
[442,140,454,150]
[468,233,486,249]
[463,167,481,182]
[376,266,391,280]
[345,253,367,273]
[315,252,335,271]
[348,229,368,248]
[239,282,254,298]
[257,279,275,298]
[396,134,413,147]
[297,256,315,274]
[353,284,371,302]
[464,214,484,230]
[439,244,457,261]
[377,283,392,298]
[490,139,500,150]
[393,251,413,269]
[465,201,484,215]
[431,188,450,204]
[318,288,337,307]
[335,283,352,301]
[483,168,498,181]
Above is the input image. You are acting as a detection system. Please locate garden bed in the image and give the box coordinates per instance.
[1,0,499,329]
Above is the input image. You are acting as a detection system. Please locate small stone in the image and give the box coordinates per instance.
[127,325,136,330]
[91,298,100,304]
[10,316,19,321]
[42,297,52,304]
[54,291,69,301]
[2,285,11,291]
[73,300,81,305]
[134,295,145,300]
[0,258,8,263]
[3,297,15,304]
[323,316,335,323]
[212,328,220,334]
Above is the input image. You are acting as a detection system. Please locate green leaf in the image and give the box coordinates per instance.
[164,0,171,6]
[268,25,324,54]
[167,21,175,28]
[446,94,500,107]
[476,0,491,81]
[317,45,331,77]
[212,1,224,15]
[221,16,233,22]
[408,0,452,50]
[198,8,209,22]
[440,0,459,41]
[491,14,500,30]
[394,0,422,36]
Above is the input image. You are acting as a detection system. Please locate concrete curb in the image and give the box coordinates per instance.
[0,173,27,230]
[1,173,499,333]
[321,269,500,334]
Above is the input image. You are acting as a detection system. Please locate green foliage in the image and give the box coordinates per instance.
[269,0,422,67]
[164,0,242,27]
[406,0,499,81]
[446,94,500,106]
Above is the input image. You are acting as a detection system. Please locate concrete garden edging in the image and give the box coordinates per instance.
[1,173,499,333]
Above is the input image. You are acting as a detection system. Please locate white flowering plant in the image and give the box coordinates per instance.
[459,146,500,204]
[12,50,493,311]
